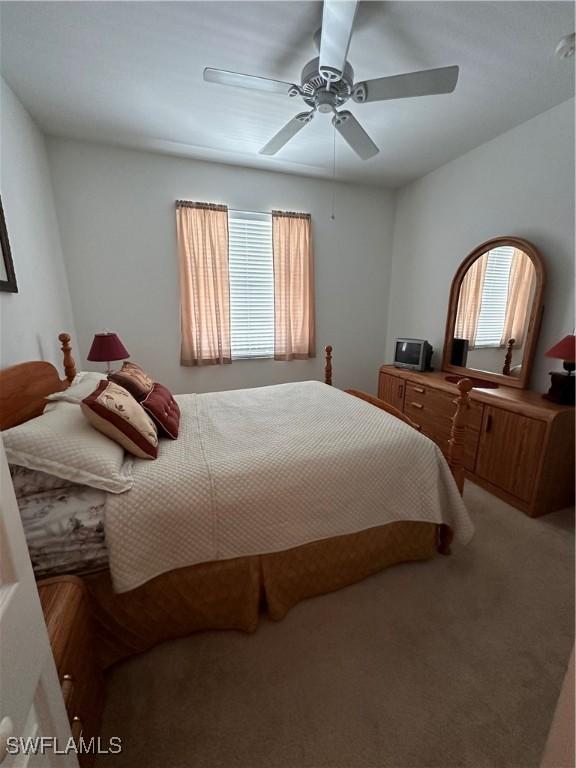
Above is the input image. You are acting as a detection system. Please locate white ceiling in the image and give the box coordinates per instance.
[1,1,574,188]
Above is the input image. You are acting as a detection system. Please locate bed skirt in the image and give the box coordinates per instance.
[84,521,443,668]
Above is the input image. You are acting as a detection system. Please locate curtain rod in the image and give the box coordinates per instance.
[176,201,269,215]
[176,201,309,218]
[231,208,312,219]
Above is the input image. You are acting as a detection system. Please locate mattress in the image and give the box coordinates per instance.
[11,465,108,578]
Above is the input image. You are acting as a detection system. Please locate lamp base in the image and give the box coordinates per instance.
[543,371,575,405]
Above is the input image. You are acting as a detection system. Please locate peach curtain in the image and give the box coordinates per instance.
[500,248,535,347]
[176,202,231,366]
[454,254,488,348]
[272,211,315,361]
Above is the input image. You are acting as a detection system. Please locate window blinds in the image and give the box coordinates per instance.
[228,211,275,359]
[474,246,514,348]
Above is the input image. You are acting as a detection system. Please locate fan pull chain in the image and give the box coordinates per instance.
[331,122,336,221]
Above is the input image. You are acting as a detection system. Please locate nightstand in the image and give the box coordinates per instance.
[38,576,105,767]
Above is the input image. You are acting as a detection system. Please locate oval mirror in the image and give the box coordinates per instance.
[442,237,545,389]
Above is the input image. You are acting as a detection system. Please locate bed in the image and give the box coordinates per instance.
[1,334,474,667]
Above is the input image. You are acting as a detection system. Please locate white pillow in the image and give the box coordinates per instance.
[3,401,133,494]
[72,370,107,385]
[46,371,107,405]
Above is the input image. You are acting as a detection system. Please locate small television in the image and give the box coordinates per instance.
[394,338,433,371]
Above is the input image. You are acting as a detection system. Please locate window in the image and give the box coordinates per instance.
[176,201,314,366]
[228,211,274,360]
[474,246,514,348]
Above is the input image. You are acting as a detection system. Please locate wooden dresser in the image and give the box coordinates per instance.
[378,365,574,517]
[38,576,105,767]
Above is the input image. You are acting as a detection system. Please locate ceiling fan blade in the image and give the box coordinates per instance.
[204,68,299,97]
[352,65,459,104]
[332,111,379,160]
[260,111,315,156]
[319,0,358,83]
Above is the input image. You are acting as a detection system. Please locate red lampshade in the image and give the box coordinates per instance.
[545,334,576,362]
[87,332,129,363]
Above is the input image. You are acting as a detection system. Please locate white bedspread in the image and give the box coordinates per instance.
[105,381,473,593]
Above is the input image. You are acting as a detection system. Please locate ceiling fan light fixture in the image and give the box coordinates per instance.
[316,90,337,113]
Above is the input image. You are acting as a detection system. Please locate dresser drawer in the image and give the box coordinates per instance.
[404,396,450,440]
[405,381,434,402]
[39,577,105,768]
[406,381,483,429]
[405,382,454,414]
[404,382,483,471]
[40,578,96,693]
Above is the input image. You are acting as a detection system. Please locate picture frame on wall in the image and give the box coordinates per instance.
[0,195,18,293]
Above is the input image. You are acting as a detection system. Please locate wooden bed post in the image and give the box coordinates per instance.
[58,333,77,384]
[502,337,515,376]
[447,377,473,495]
[324,345,332,386]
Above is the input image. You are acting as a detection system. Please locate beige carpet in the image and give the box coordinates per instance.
[97,484,574,768]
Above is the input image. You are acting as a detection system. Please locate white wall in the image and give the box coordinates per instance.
[0,79,76,368]
[47,138,395,394]
[387,98,575,392]
[11,94,568,395]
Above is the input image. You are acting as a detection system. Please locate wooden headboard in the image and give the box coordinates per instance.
[0,333,77,430]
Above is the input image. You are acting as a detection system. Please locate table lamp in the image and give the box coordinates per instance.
[87,331,129,374]
[543,334,575,405]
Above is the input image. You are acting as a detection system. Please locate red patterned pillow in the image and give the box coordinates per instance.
[141,383,180,439]
[81,381,158,459]
[109,362,154,401]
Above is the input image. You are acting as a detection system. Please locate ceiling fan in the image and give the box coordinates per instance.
[204,0,459,161]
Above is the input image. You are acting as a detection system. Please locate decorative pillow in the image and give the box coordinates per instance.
[81,381,159,459]
[3,401,133,494]
[141,383,181,439]
[108,362,154,401]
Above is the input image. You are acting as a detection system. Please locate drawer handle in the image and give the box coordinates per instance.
[485,414,493,433]
[62,674,74,712]
[71,716,83,743]
[413,387,425,394]
[410,402,423,409]
[397,384,403,397]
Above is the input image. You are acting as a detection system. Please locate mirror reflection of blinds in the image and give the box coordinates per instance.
[228,211,274,359]
[474,246,514,348]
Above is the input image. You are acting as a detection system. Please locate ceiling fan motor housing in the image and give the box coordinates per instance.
[300,57,354,109]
